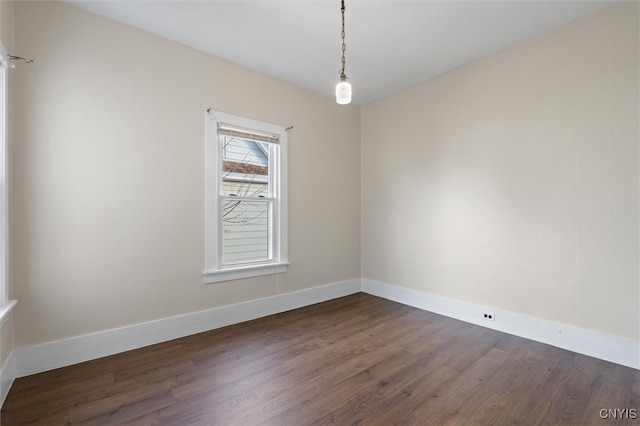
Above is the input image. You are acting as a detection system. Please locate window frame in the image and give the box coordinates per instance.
[0,43,16,323]
[203,111,288,283]
[0,61,6,303]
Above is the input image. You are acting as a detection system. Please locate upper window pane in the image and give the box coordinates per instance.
[221,136,269,197]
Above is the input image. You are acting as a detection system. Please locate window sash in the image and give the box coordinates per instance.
[219,197,274,266]
[218,136,277,266]
[219,134,274,199]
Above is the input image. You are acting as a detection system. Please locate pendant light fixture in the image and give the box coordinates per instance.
[335,0,352,105]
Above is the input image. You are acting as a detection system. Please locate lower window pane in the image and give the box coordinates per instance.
[222,199,270,264]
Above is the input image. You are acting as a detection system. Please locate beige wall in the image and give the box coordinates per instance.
[11,1,361,348]
[362,2,639,340]
[0,0,13,49]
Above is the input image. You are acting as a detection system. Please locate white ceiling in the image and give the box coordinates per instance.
[70,0,617,105]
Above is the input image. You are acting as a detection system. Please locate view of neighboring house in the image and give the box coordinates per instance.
[221,136,270,264]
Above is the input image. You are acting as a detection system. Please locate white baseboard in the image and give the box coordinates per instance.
[0,350,15,406]
[362,278,639,370]
[11,276,639,380]
[15,279,361,378]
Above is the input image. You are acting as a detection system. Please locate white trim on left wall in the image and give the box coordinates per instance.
[0,48,16,409]
[14,279,362,378]
[0,349,15,406]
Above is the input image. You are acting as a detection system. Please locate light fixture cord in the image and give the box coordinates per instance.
[339,0,347,80]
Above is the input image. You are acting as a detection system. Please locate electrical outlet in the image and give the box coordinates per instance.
[483,312,495,321]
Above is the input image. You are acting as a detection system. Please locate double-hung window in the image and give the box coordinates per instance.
[203,111,288,283]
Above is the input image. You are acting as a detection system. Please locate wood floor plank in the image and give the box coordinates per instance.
[2,293,638,426]
[467,345,560,425]
[390,347,513,425]
[317,354,461,425]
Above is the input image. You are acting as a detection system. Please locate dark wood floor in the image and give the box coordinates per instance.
[2,293,639,425]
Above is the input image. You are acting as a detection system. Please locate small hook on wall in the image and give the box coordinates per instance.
[8,55,34,64]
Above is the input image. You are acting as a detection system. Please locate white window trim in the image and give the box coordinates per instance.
[0,57,6,303]
[0,42,16,322]
[203,111,288,284]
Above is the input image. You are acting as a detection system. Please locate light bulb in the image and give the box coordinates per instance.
[336,80,352,105]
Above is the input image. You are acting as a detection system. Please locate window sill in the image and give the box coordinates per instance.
[0,299,16,326]
[203,262,289,284]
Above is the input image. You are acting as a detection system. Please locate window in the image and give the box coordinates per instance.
[204,111,288,283]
